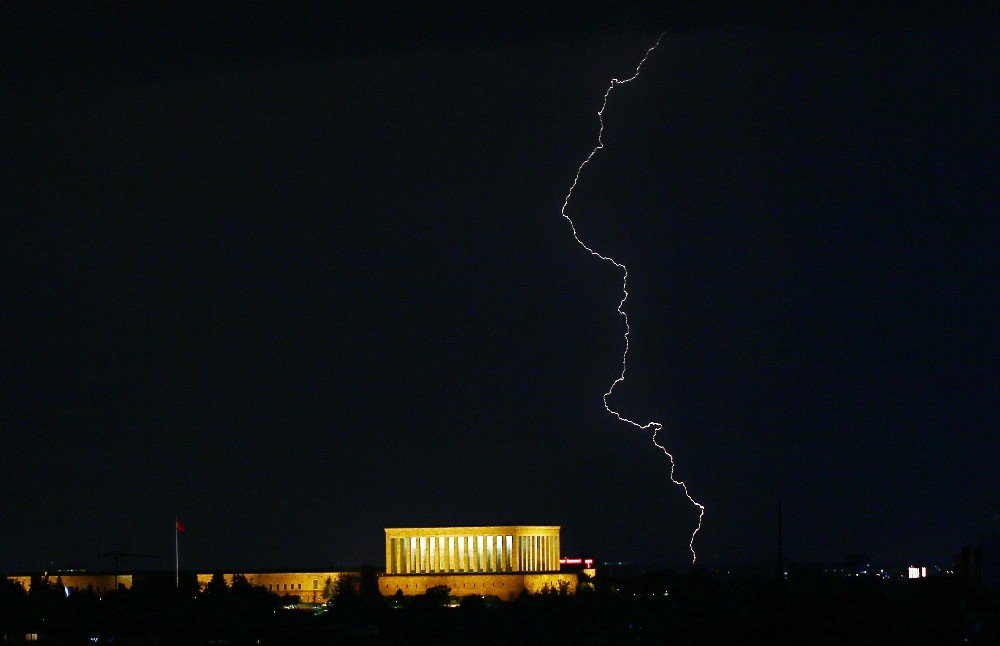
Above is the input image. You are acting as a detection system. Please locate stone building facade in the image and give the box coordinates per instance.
[379,525,577,601]
[195,571,350,603]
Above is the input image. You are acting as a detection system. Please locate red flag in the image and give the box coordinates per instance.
[175,518,186,534]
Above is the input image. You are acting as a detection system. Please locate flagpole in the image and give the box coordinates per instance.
[175,515,179,589]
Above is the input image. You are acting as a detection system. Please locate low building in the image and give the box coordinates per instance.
[7,573,131,596]
[559,556,597,579]
[379,525,578,601]
[196,571,352,603]
[6,571,352,603]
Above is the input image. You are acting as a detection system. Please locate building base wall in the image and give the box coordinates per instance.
[196,571,349,603]
[7,574,131,596]
[379,572,578,602]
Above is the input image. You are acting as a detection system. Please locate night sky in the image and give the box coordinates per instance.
[3,6,997,574]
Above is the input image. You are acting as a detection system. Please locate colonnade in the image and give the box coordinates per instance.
[384,526,560,575]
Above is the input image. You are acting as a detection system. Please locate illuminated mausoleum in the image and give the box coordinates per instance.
[379,526,578,601]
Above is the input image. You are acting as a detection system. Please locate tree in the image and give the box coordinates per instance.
[27,574,66,616]
[322,576,336,602]
[358,564,382,602]
[418,585,451,609]
[205,571,228,596]
[333,573,359,601]
[230,573,252,595]
[460,594,485,610]
[0,578,29,627]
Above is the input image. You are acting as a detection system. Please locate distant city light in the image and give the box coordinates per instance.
[907,566,928,579]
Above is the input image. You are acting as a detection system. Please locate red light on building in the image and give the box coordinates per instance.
[560,557,594,568]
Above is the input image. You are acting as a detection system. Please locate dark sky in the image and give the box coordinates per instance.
[3,5,997,573]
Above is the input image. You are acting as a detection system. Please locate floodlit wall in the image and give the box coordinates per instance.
[379,572,578,602]
[6,573,131,595]
[196,571,349,603]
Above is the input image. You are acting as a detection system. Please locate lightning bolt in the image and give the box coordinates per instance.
[560,33,705,563]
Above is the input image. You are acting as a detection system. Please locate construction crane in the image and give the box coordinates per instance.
[99,548,159,591]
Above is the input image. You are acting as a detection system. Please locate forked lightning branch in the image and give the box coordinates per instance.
[559,34,705,562]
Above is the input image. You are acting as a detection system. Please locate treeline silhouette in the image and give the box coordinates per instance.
[1,566,996,644]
